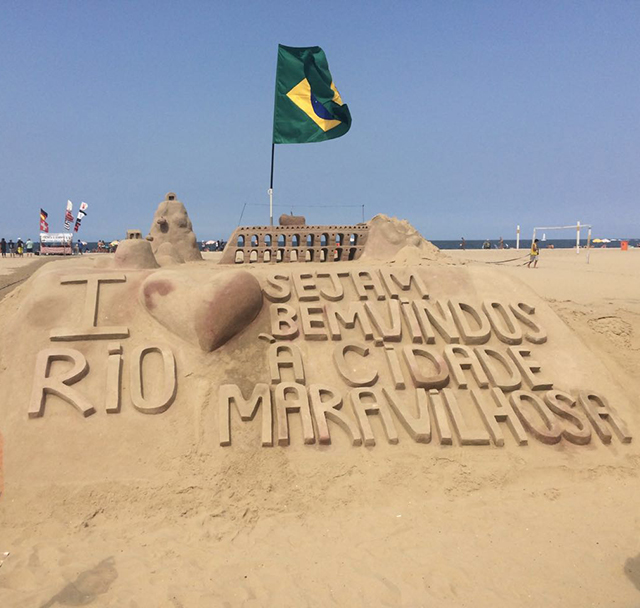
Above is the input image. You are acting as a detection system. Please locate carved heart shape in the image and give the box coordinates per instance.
[140,270,263,352]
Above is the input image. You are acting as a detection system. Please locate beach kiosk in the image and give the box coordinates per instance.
[39,232,73,255]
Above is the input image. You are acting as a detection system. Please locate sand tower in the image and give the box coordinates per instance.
[147,192,202,262]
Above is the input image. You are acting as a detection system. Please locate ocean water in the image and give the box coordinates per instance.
[431,238,640,250]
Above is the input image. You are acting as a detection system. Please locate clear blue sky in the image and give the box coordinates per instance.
[1,0,639,241]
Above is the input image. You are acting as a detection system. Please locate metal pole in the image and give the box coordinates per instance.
[576,221,580,253]
[516,225,520,250]
[586,226,592,264]
[269,143,275,226]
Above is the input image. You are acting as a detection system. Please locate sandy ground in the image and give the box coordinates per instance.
[0,248,639,607]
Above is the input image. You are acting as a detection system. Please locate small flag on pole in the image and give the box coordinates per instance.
[40,209,49,233]
[64,200,74,230]
[74,202,88,233]
[273,45,351,144]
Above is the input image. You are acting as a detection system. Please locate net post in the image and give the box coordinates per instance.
[576,221,581,253]
[516,225,520,250]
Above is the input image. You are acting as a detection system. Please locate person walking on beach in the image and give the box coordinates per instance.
[17,239,24,257]
[1,238,6,257]
[460,237,466,250]
[499,236,504,249]
[25,238,33,256]
[8,239,15,257]
[527,239,540,268]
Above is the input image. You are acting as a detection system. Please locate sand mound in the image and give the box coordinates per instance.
[362,214,442,262]
[147,192,202,262]
[155,242,185,266]
[113,239,159,269]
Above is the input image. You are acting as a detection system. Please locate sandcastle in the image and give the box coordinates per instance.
[0,192,637,606]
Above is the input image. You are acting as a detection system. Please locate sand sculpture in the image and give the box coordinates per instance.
[279,213,306,226]
[221,214,440,265]
[141,269,263,352]
[0,204,638,605]
[113,238,159,269]
[146,192,202,262]
[362,214,441,263]
[220,223,370,264]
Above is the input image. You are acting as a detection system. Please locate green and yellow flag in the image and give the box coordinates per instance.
[273,45,352,144]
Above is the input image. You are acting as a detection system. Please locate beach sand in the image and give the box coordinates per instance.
[0,247,639,607]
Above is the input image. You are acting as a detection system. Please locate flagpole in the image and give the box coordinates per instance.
[269,143,275,226]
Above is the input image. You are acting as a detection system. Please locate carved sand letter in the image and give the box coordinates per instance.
[219,384,272,447]
[474,347,522,391]
[29,348,94,418]
[316,271,350,302]
[441,389,491,445]
[507,347,553,390]
[544,390,591,445]
[473,387,528,446]
[443,345,489,389]
[351,270,387,301]
[299,303,328,340]
[292,272,320,301]
[578,391,632,444]
[269,343,305,384]
[50,274,129,341]
[380,269,429,300]
[509,391,562,444]
[105,343,123,414]
[263,272,291,303]
[482,301,523,345]
[413,300,460,344]
[365,300,402,342]
[270,304,300,340]
[326,302,374,341]
[448,299,491,345]
[400,301,423,343]
[130,345,176,414]
[383,346,405,389]
[382,387,431,443]
[428,389,452,445]
[509,302,547,344]
[402,346,449,389]
[334,342,378,387]
[274,382,315,446]
[309,384,362,445]
[349,387,399,446]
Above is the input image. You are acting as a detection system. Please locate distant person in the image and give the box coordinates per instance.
[8,240,15,257]
[25,238,33,256]
[460,237,466,250]
[17,239,24,257]
[527,239,540,268]
[77,240,83,255]
[499,236,504,249]
[482,239,491,249]
[1,238,6,257]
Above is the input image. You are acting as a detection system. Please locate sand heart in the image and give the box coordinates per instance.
[140,269,263,352]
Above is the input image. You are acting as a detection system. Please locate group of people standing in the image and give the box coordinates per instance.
[1,237,35,257]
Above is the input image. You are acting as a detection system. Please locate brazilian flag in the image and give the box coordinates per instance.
[273,45,352,144]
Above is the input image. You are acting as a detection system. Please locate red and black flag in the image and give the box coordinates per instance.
[39,208,49,232]
[74,202,88,232]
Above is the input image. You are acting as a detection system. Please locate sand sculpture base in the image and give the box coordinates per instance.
[0,237,638,606]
